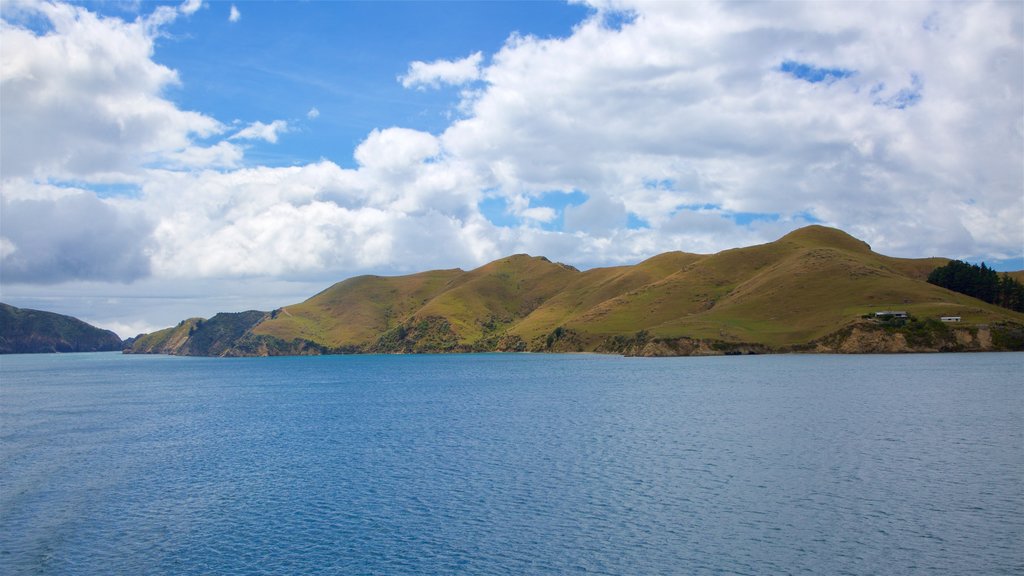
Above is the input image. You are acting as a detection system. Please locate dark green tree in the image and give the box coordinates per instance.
[928,260,1024,312]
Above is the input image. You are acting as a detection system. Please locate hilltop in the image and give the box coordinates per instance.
[127,226,1024,356]
[0,303,124,354]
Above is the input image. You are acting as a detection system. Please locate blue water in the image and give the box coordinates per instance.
[1,352,1021,575]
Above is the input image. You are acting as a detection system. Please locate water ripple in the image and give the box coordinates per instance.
[1,352,1022,575]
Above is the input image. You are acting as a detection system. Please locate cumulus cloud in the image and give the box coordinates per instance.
[400,51,484,89]
[137,160,494,279]
[440,0,1023,260]
[229,4,240,23]
[231,120,289,143]
[354,128,440,171]
[307,107,320,119]
[0,0,223,180]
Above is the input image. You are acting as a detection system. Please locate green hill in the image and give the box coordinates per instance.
[0,303,123,354]
[126,226,1024,356]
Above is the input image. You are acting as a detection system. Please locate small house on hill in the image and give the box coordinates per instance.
[874,311,908,319]
[940,316,961,323]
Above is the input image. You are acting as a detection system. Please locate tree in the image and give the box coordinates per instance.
[928,261,1024,312]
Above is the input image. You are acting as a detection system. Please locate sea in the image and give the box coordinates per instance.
[0,352,1021,575]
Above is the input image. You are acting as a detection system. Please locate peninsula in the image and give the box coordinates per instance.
[125,226,1024,356]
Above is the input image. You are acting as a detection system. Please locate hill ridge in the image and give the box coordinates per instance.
[126,226,1024,356]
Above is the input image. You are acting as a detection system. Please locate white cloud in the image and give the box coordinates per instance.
[230,120,289,143]
[440,0,1023,260]
[0,237,17,260]
[564,192,627,234]
[354,128,440,171]
[307,107,320,119]
[400,51,484,89]
[162,140,244,169]
[0,1,223,181]
[229,4,240,23]
[520,207,558,224]
[180,0,203,16]
[94,319,164,341]
[135,160,492,279]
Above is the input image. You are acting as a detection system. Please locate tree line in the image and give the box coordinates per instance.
[927,260,1024,312]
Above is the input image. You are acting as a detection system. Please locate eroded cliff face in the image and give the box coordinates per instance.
[815,325,916,354]
[812,320,1024,354]
[807,321,1018,354]
[604,337,771,357]
[604,321,1023,357]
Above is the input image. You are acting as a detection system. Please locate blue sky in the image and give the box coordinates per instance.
[1,0,1022,336]
[146,1,589,169]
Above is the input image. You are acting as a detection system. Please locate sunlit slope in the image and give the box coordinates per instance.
[252,269,462,348]
[130,318,202,353]
[132,225,1024,355]
[253,256,579,348]
[509,251,704,344]
[409,255,580,344]
[558,226,1023,347]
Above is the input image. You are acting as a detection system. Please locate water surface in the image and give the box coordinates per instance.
[1,352,1021,574]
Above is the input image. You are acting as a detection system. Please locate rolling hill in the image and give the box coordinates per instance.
[127,226,1024,356]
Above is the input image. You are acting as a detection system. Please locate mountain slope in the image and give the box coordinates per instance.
[0,303,123,354]
[561,227,985,347]
[126,226,1024,356]
[252,269,463,348]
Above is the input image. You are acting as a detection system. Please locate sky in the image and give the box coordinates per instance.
[1,0,1022,338]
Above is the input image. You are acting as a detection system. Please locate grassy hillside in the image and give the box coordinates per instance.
[0,303,123,354]
[557,227,1017,348]
[252,269,462,348]
[129,318,203,354]
[1007,270,1024,283]
[409,255,579,345]
[509,251,703,346]
[127,226,1024,356]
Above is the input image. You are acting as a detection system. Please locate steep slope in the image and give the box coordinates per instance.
[0,303,123,354]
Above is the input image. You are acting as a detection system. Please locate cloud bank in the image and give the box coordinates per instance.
[2,0,1021,311]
